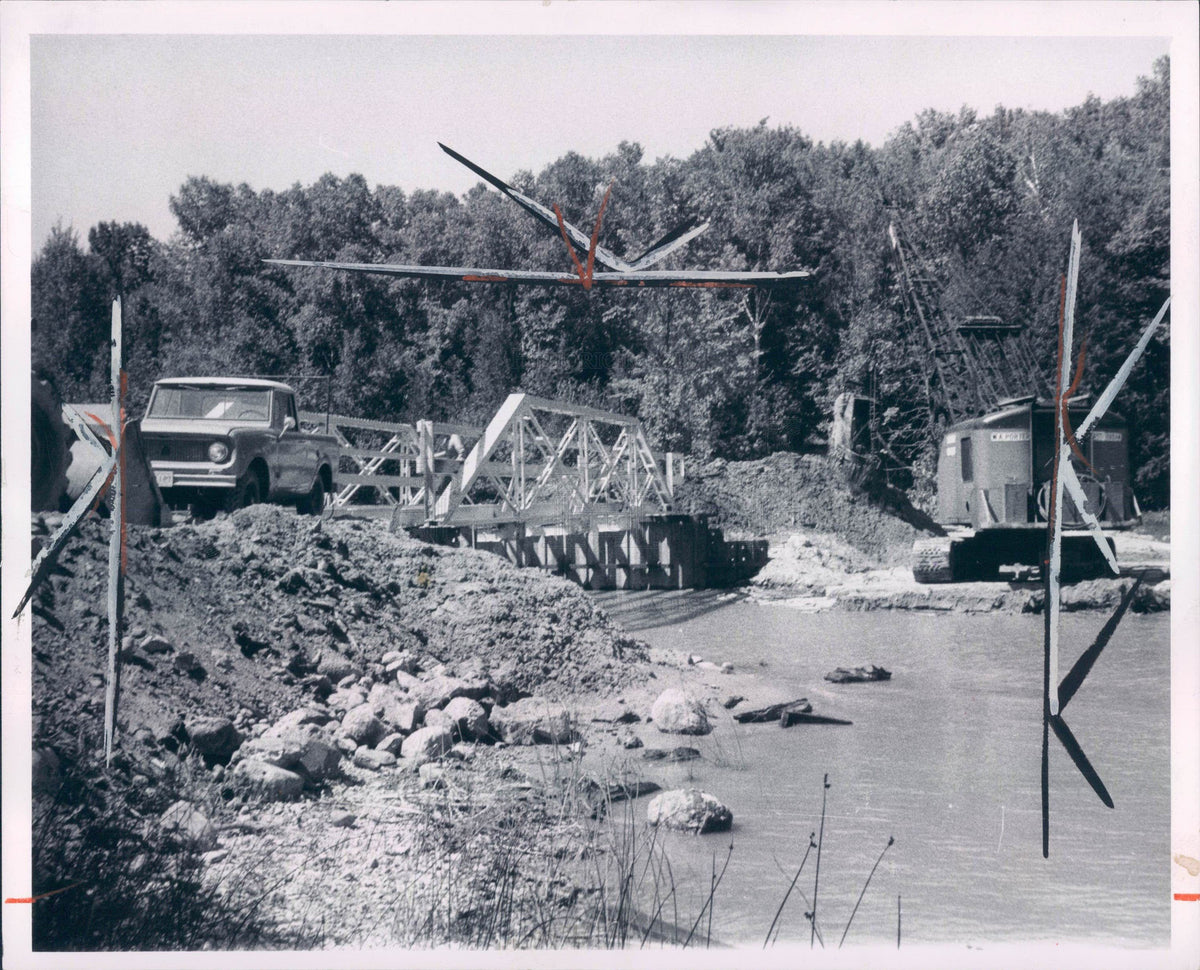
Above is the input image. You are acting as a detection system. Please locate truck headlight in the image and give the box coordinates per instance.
[208,441,230,463]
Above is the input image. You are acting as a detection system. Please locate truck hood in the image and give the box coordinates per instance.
[140,417,275,438]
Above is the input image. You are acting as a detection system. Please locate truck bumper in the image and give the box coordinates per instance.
[150,464,237,490]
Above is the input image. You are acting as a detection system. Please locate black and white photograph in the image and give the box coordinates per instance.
[2,2,1197,967]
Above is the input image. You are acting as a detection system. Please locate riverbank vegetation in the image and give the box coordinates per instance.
[32,59,1169,505]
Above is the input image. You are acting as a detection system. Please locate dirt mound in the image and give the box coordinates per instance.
[752,531,879,593]
[673,452,922,565]
[30,505,648,751]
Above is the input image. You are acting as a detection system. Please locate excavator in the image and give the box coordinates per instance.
[839,219,1146,584]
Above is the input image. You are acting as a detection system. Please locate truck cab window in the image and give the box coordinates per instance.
[280,394,299,429]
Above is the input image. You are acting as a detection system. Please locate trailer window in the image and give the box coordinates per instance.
[960,436,974,482]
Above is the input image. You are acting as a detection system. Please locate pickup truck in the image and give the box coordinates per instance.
[140,377,337,516]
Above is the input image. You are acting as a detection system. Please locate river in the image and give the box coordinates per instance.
[591,591,1171,949]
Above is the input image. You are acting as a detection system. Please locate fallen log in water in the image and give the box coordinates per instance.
[733,698,811,723]
[780,709,853,728]
[824,664,891,684]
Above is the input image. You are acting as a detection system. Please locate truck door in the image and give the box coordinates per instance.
[275,392,309,493]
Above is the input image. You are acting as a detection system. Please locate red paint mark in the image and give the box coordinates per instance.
[1061,336,1095,474]
[585,183,613,285]
[552,182,613,290]
[461,275,511,283]
[1174,893,1200,901]
[84,414,119,515]
[84,412,115,446]
[6,882,84,903]
[553,206,590,284]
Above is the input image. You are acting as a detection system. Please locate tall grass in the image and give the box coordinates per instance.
[387,748,895,951]
[32,716,895,950]
[31,743,320,950]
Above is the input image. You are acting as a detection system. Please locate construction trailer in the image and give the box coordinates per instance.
[911,395,1138,583]
[836,217,1150,584]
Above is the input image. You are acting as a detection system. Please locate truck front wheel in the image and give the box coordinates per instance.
[229,475,261,511]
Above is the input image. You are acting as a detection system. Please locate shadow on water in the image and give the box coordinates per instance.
[592,588,750,632]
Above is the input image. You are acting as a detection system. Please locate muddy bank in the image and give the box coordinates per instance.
[750,530,1171,613]
[674,452,922,564]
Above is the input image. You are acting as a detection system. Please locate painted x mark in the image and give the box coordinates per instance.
[552,182,614,290]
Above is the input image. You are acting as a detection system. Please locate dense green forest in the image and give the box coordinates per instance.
[31,57,1170,506]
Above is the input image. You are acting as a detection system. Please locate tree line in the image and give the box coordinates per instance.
[31,57,1170,506]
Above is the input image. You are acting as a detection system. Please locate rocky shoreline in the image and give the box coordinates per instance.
[749,531,1171,614]
[26,502,1169,949]
[28,506,823,950]
[33,634,808,949]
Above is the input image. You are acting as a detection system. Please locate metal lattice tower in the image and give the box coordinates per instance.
[886,218,1050,425]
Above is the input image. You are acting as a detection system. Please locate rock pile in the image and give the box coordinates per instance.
[31,505,651,785]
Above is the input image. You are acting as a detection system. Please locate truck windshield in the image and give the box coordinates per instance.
[148,387,272,422]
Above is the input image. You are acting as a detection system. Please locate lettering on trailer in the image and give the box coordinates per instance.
[990,430,1031,442]
[1092,431,1123,442]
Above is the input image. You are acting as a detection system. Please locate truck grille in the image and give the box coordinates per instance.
[143,436,215,463]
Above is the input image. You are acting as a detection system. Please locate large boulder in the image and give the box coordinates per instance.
[326,686,367,714]
[423,708,454,733]
[381,649,419,676]
[237,717,341,782]
[292,738,342,781]
[272,707,333,730]
[443,697,490,741]
[650,689,711,735]
[400,725,455,767]
[369,684,424,734]
[353,748,397,771]
[489,697,577,745]
[160,800,218,851]
[318,650,360,684]
[341,705,386,746]
[231,760,304,802]
[185,716,242,765]
[412,674,472,710]
[376,733,405,756]
[389,670,423,693]
[647,789,732,834]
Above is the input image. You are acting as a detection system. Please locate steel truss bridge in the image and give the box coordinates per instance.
[301,392,682,530]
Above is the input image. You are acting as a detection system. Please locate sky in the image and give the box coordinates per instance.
[29,30,1170,247]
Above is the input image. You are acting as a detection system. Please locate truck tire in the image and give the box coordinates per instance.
[229,474,261,511]
[298,475,326,516]
[912,537,957,584]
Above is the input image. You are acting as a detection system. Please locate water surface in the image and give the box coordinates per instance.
[592,591,1170,948]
